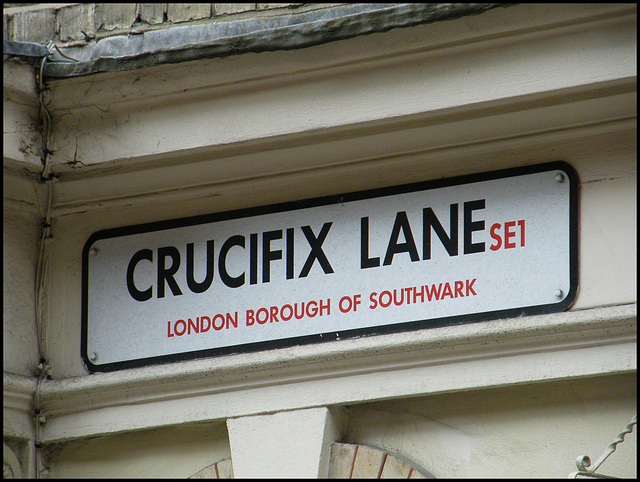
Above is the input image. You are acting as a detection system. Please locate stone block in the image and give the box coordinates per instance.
[351,445,385,478]
[95,4,137,31]
[328,442,358,478]
[188,459,233,479]
[216,459,234,479]
[57,4,96,42]
[213,4,256,16]
[167,4,211,23]
[138,3,167,25]
[9,9,55,43]
[379,453,413,478]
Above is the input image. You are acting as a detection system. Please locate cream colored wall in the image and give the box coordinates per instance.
[3,3,636,479]
[45,421,231,478]
[344,374,637,478]
[3,208,40,377]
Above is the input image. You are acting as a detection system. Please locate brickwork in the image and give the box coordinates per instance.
[328,442,430,478]
[3,3,329,46]
[189,458,234,478]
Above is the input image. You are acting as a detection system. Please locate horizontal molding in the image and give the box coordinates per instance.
[44,6,637,173]
[43,82,636,217]
[35,303,636,443]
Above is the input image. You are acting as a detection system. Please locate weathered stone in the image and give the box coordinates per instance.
[216,459,234,479]
[214,4,256,16]
[138,3,166,25]
[328,442,358,478]
[351,445,385,478]
[95,4,137,31]
[57,4,96,42]
[9,9,56,43]
[379,453,413,478]
[167,4,211,23]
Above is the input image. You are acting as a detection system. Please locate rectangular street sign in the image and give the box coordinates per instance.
[82,162,578,372]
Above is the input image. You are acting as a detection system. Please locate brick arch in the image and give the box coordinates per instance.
[188,458,233,479]
[328,442,433,478]
[187,443,433,478]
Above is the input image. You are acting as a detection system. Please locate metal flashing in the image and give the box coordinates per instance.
[3,39,49,58]
[43,3,509,78]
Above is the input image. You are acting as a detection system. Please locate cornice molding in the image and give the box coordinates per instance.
[33,303,636,443]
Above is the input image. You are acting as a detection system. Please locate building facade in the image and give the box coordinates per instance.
[4,3,637,478]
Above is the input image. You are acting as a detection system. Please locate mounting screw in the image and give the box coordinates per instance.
[89,247,99,256]
[89,352,98,362]
[38,413,46,424]
[555,173,565,183]
[555,289,564,298]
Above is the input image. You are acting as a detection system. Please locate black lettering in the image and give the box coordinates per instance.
[127,249,153,302]
[263,230,283,283]
[383,211,419,266]
[249,233,258,285]
[219,235,245,288]
[299,223,334,277]
[186,240,215,293]
[158,246,183,298]
[286,228,295,280]
[464,199,485,254]
[360,217,380,269]
[423,204,458,259]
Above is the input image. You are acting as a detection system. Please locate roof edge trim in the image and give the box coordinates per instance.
[43,3,511,79]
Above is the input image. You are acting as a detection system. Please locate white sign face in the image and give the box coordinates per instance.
[82,163,578,371]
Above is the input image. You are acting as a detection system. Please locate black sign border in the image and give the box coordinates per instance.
[82,161,579,372]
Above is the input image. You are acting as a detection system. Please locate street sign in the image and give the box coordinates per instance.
[82,162,578,372]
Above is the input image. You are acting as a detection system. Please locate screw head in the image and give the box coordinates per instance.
[555,173,565,183]
[89,352,98,362]
[555,289,564,298]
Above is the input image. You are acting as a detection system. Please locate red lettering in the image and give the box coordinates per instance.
[200,316,211,333]
[270,305,279,323]
[227,312,238,328]
[393,288,404,306]
[518,219,525,247]
[413,286,424,303]
[490,223,502,251]
[257,308,269,324]
[213,313,225,330]
[369,292,378,309]
[379,290,392,307]
[320,298,331,316]
[174,319,186,336]
[188,317,199,334]
[466,278,477,296]
[167,321,174,337]
[246,310,255,326]
[454,281,464,297]
[504,221,516,249]
[404,287,412,304]
[306,301,318,317]
[425,283,442,301]
[339,296,352,313]
[442,282,453,299]
[281,304,293,321]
